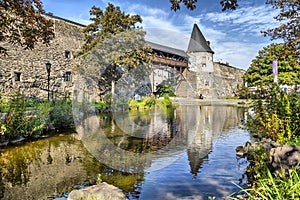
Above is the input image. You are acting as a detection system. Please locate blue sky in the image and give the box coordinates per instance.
[42,0,280,70]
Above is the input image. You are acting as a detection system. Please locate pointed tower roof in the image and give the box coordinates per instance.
[187,24,214,54]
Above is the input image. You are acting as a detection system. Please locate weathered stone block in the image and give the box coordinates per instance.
[68,182,128,200]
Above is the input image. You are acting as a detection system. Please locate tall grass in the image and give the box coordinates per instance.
[237,168,300,200]
[0,94,74,142]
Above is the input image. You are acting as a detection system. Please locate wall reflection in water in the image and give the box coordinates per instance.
[0,105,247,200]
[78,105,245,174]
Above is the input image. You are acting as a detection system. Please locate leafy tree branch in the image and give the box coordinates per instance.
[0,0,54,54]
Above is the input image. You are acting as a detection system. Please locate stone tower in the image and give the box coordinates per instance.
[187,24,216,98]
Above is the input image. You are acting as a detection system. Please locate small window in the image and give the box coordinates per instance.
[14,72,21,81]
[64,71,72,81]
[65,50,70,59]
[204,80,209,86]
[202,64,206,68]
[202,56,206,62]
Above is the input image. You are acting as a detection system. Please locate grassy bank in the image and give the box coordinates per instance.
[240,84,300,199]
[0,94,74,144]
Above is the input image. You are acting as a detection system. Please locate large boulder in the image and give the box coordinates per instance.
[236,142,300,171]
[236,141,282,158]
[68,182,128,200]
[269,146,300,171]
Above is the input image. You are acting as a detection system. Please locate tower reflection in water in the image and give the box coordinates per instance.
[0,105,247,200]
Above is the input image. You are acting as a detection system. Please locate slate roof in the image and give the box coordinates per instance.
[147,41,188,59]
[187,24,214,54]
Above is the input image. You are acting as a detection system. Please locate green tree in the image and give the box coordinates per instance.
[78,3,152,98]
[243,43,300,86]
[0,0,54,54]
[78,2,143,57]
[262,0,300,52]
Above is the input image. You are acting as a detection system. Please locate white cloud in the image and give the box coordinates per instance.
[212,41,269,70]
[56,1,277,71]
[145,28,190,50]
[202,5,279,36]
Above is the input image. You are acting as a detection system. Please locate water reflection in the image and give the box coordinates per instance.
[77,105,246,174]
[178,105,245,176]
[0,105,248,200]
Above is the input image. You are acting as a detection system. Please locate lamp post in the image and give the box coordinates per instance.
[45,62,51,101]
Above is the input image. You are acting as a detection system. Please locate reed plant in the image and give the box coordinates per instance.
[237,168,300,200]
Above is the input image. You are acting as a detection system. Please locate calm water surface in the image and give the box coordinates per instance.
[0,105,250,200]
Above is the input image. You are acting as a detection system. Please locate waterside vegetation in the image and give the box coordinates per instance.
[238,84,300,199]
[0,92,175,146]
[0,94,74,145]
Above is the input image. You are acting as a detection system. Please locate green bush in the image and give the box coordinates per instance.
[246,84,300,144]
[128,96,155,110]
[49,100,74,130]
[158,94,172,107]
[142,96,155,107]
[94,101,110,111]
[0,94,49,140]
[128,99,139,110]
[238,85,250,99]
[0,95,76,142]
[157,84,175,97]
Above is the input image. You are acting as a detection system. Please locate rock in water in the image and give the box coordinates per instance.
[68,182,128,200]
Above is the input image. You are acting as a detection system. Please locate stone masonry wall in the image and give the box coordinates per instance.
[0,15,244,100]
[213,62,245,97]
[181,62,245,99]
[0,15,85,99]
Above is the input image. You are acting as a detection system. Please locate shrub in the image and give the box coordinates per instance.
[238,85,250,99]
[94,101,110,112]
[142,96,155,107]
[128,99,139,110]
[246,84,300,144]
[0,94,48,140]
[158,94,172,107]
[157,84,175,97]
[49,100,74,130]
[128,95,155,110]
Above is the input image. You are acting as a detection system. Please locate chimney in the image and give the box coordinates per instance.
[207,41,210,46]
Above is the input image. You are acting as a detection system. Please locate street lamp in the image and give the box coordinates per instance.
[45,61,51,101]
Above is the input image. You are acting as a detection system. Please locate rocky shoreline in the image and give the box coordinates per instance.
[236,141,300,172]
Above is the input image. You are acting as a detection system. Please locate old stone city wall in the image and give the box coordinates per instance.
[180,62,245,98]
[0,15,244,100]
[213,62,245,97]
[0,15,85,100]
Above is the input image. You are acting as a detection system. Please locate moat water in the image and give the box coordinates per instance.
[0,105,250,200]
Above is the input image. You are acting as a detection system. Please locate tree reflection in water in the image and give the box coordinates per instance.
[0,105,249,200]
